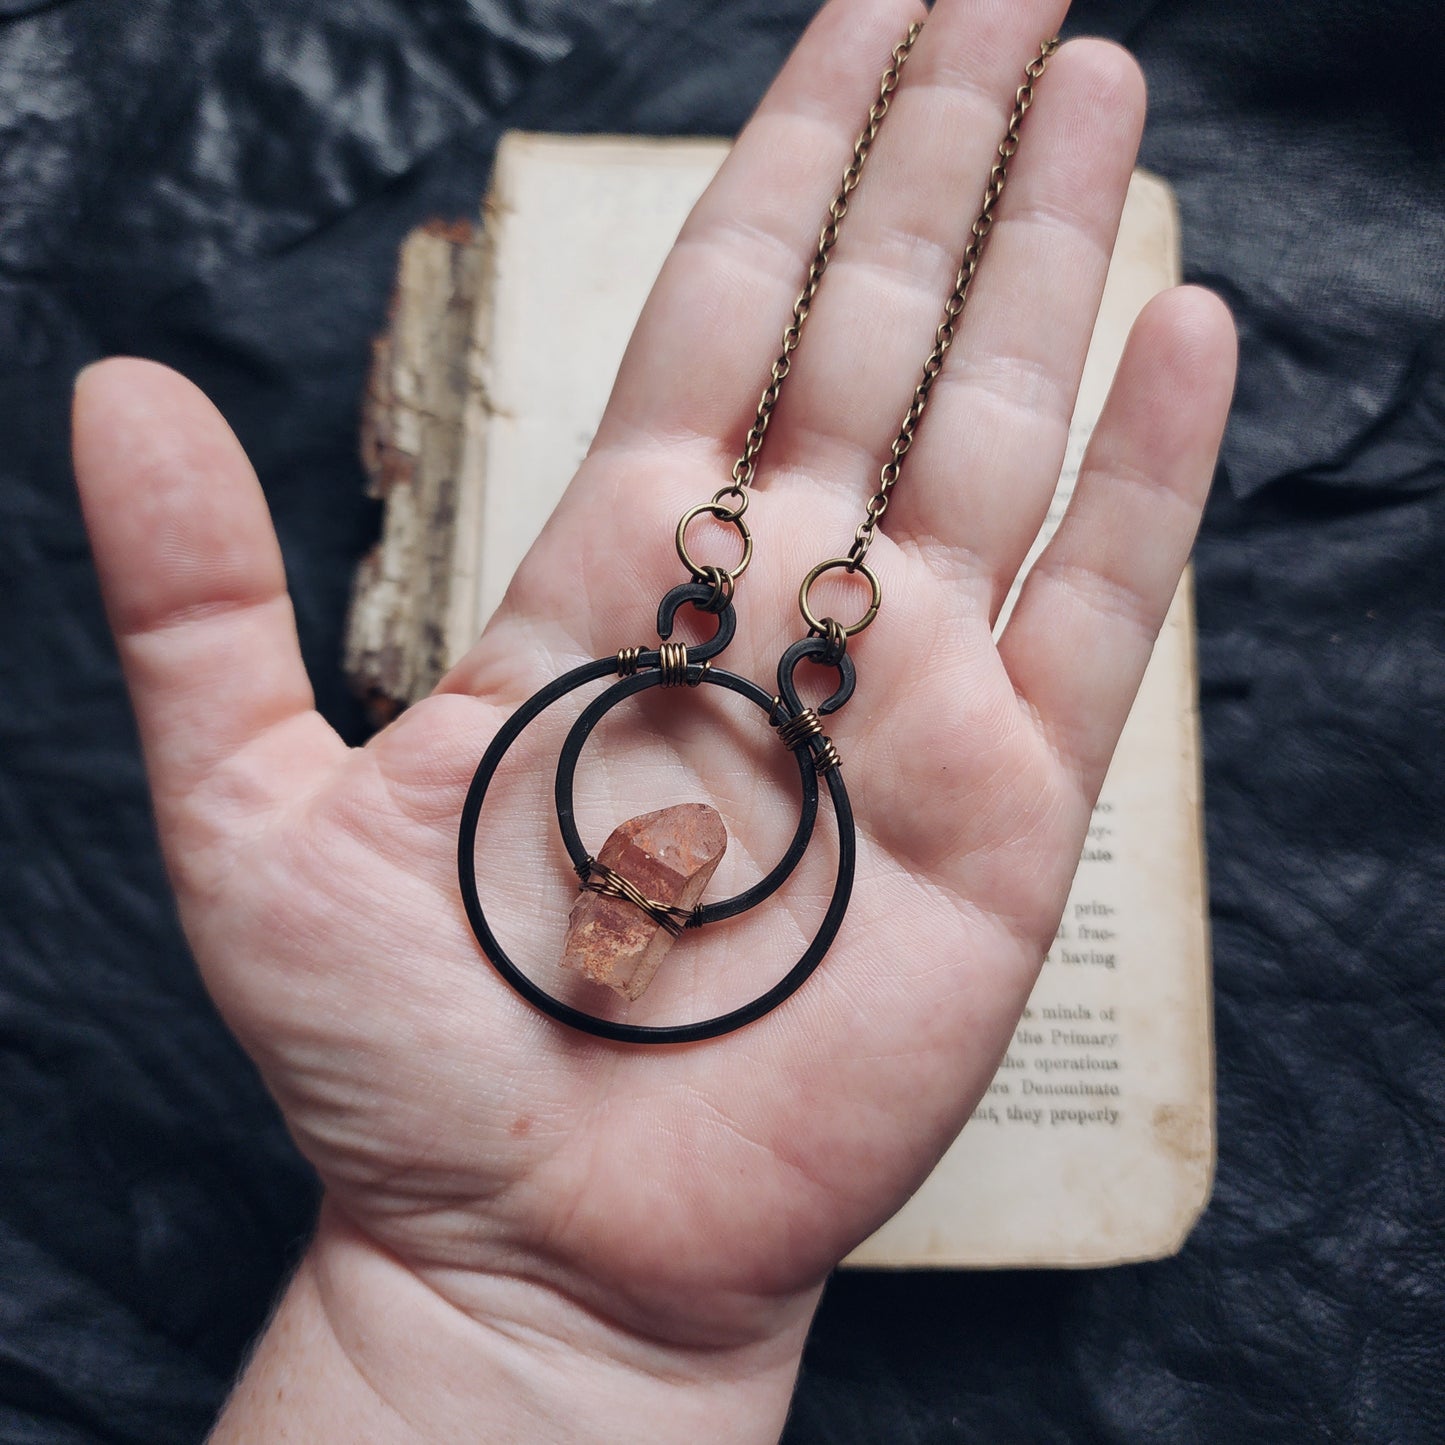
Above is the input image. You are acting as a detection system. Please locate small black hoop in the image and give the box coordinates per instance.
[457,657,855,1044]
[777,635,857,717]
[554,667,819,926]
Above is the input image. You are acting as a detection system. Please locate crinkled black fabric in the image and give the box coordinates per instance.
[1,1,1441,1440]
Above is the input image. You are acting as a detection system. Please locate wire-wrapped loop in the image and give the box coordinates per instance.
[579,856,699,938]
[776,636,857,719]
[656,582,737,663]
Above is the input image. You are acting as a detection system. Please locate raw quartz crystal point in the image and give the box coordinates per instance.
[562,803,727,1001]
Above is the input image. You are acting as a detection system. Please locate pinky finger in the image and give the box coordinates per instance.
[998,285,1237,797]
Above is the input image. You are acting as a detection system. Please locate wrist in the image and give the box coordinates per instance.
[211,1203,815,1444]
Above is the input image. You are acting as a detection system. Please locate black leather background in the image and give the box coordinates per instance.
[1,1,1441,1441]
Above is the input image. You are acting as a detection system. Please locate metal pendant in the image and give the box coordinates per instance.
[457,582,856,1044]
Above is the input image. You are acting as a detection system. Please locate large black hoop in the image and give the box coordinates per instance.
[553,667,818,925]
[456,657,855,1044]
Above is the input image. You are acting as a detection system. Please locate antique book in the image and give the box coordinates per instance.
[347,133,1214,1267]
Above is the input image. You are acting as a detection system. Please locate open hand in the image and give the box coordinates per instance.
[72,1,1234,1438]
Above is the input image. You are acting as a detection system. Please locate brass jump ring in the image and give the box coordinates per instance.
[676,502,753,584]
[698,564,734,614]
[798,557,882,638]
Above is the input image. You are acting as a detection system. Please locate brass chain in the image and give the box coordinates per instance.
[676,24,1060,636]
[715,21,923,520]
[846,36,1060,572]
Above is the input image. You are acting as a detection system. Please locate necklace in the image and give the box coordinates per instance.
[458,26,1059,1044]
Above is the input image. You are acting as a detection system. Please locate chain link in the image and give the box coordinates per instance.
[847,36,1060,569]
[715,21,924,519]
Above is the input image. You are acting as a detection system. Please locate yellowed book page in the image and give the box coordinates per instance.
[447,134,730,658]
[455,135,1213,1267]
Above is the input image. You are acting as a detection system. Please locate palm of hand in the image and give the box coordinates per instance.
[73,0,1233,1371]
[203,459,1074,1350]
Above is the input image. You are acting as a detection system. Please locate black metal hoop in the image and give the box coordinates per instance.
[456,657,856,1045]
[554,668,818,925]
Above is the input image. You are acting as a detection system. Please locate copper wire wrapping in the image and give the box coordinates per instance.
[658,641,687,685]
[616,645,642,677]
[775,705,825,751]
[577,856,699,937]
[770,698,843,775]
[812,736,843,775]
[657,641,710,687]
